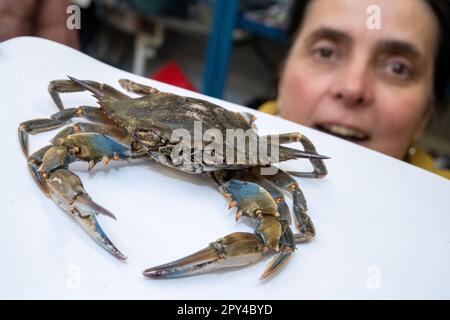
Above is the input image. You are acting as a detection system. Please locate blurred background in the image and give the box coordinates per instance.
[1,0,449,167]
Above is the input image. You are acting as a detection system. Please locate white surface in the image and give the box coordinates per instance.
[0,37,449,299]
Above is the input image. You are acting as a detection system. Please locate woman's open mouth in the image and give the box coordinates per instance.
[315,123,370,142]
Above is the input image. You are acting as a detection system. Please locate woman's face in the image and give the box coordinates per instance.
[278,0,439,159]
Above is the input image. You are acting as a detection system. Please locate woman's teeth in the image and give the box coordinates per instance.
[317,124,369,141]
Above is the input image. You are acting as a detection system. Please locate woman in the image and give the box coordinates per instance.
[261,0,450,178]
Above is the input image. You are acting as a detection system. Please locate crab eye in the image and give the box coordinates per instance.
[134,129,148,140]
[134,129,161,146]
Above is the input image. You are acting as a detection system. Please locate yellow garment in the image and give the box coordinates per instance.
[259,100,279,115]
[258,100,450,179]
[406,146,450,179]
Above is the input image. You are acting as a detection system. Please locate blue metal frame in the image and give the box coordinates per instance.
[237,15,288,43]
[203,0,239,98]
[203,0,288,99]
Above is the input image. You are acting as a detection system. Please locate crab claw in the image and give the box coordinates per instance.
[71,198,125,260]
[260,249,293,280]
[46,169,126,260]
[278,145,329,161]
[143,232,266,279]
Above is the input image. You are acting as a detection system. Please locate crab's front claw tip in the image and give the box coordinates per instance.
[72,197,126,260]
[259,249,293,280]
[18,125,29,158]
[66,75,78,82]
[143,232,265,279]
[75,196,117,220]
[143,246,220,279]
[301,152,329,160]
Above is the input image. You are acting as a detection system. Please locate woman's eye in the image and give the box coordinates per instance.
[386,61,412,80]
[312,47,336,61]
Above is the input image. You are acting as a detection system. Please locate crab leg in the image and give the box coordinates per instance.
[27,146,53,194]
[240,174,297,278]
[262,167,316,243]
[50,122,130,145]
[263,133,328,178]
[19,123,130,190]
[19,77,131,157]
[48,79,129,111]
[118,79,158,96]
[261,227,296,279]
[18,106,117,158]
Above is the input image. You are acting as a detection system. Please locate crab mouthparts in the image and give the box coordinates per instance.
[316,124,369,142]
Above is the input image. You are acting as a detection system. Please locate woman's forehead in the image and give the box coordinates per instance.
[299,0,439,58]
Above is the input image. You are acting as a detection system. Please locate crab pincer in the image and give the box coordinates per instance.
[46,169,126,260]
[143,233,266,279]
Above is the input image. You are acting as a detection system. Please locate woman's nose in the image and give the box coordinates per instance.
[330,62,374,107]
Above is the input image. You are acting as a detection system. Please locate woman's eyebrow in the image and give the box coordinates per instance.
[374,40,421,59]
[305,27,353,46]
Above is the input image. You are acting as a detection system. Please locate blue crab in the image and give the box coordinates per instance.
[18,77,328,280]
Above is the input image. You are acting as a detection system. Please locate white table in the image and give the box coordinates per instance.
[1,37,449,299]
